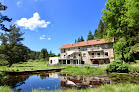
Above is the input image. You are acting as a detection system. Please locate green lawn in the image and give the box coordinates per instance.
[61,66,106,76]
[0,61,64,72]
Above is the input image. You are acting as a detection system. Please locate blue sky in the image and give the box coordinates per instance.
[0,0,107,54]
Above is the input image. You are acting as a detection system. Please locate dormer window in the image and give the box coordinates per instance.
[96,45,100,49]
[104,44,108,49]
[83,47,86,51]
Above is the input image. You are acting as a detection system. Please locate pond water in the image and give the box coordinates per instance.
[1,71,139,92]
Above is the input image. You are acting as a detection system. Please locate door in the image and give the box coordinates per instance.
[93,60,99,64]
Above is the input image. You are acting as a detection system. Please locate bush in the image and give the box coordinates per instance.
[34,59,39,62]
[129,66,139,73]
[106,60,129,73]
[0,59,9,66]
[27,59,33,62]
[39,59,44,62]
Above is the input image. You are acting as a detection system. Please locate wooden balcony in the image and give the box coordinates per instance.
[90,55,109,59]
[87,48,103,52]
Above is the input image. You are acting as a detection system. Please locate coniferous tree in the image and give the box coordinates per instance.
[87,30,94,40]
[77,37,81,42]
[39,48,48,59]
[80,36,84,42]
[75,39,77,43]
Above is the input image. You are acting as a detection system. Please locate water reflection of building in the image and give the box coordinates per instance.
[59,74,112,89]
[49,73,59,78]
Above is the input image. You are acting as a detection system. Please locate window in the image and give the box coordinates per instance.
[68,48,70,51]
[83,47,86,51]
[79,54,81,56]
[64,49,65,53]
[64,55,66,58]
[83,53,86,57]
[74,48,76,51]
[92,53,94,56]
[91,46,94,49]
[74,54,76,58]
[105,52,108,56]
[96,45,100,49]
[78,47,80,50]
[104,44,108,49]
[97,53,100,57]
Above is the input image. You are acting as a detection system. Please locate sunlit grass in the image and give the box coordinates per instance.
[0,61,64,72]
[0,86,13,92]
[61,66,106,76]
[32,83,139,92]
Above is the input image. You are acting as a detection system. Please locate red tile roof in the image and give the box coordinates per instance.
[59,38,114,49]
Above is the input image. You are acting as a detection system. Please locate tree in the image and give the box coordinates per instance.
[8,25,24,45]
[39,48,48,59]
[80,36,84,42]
[87,30,94,40]
[7,25,25,66]
[75,39,77,43]
[0,3,12,32]
[101,0,139,62]
[77,37,81,42]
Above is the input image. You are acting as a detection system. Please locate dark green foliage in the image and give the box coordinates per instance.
[94,20,108,39]
[0,59,8,66]
[80,36,84,41]
[106,60,129,73]
[0,3,12,32]
[75,36,85,43]
[39,48,48,59]
[87,30,94,40]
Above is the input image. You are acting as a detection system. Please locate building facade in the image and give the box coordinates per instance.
[49,38,114,65]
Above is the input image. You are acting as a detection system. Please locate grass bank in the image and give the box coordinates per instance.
[0,86,13,92]
[61,66,106,76]
[2,83,138,92]
[32,83,139,92]
[0,62,64,72]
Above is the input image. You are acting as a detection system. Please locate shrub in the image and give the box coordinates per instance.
[18,61,23,64]
[39,59,44,62]
[27,59,33,62]
[34,59,39,62]
[129,66,139,73]
[106,60,129,73]
[0,59,9,66]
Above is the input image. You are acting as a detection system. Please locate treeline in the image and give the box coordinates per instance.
[0,3,56,66]
[75,19,106,43]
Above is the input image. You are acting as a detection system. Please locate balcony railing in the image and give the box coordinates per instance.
[59,56,79,59]
[87,47,103,51]
[90,55,109,59]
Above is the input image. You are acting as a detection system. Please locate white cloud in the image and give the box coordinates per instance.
[40,35,46,40]
[16,1,22,7]
[48,38,51,40]
[16,12,50,31]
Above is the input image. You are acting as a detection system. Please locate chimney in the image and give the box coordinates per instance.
[86,40,88,44]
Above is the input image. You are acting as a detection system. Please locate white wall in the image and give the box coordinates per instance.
[49,57,59,64]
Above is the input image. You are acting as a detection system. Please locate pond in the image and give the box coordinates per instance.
[1,71,139,92]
